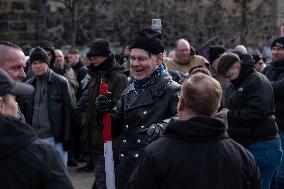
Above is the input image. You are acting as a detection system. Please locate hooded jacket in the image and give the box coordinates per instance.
[0,115,73,189]
[225,60,278,146]
[126,116,261,189]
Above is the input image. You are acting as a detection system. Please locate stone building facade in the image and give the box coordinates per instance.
[0,0,283,50]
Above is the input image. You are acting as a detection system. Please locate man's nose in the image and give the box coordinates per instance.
[131,59,140,66]
[19,68,26,78]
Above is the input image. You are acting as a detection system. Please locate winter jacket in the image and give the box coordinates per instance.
[263,60,284,130]
[225,66,278,146]
[0,115,74,189]
[166,55,209,74]
[126,116,261,189]
[72,60,89,100]
[20,69,72,143]
[75,56,129,153]
[54,63,79,107]
[112,71,180,189]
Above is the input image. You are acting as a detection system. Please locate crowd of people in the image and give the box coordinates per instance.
[0,26,284,189]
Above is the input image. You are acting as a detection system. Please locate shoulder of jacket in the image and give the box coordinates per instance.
[192,55,209,63]
[52,71,68,83]
[122,83,134,96]
[150,75,181,96]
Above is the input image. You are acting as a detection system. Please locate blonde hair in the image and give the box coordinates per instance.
[181,73,222,116]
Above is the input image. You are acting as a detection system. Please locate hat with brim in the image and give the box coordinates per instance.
[0,69,34,96]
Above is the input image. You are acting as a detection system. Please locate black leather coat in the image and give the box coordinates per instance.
[20,69,72,143]
[112,73,180,189]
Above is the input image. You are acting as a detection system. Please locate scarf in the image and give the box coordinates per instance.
[134,64,166,92]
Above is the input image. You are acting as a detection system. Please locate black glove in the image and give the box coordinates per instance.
[62,140,70,152]
[147,123,163,142]
[95,92,113,113]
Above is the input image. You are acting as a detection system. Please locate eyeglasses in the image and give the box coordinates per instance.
[129,56,149,62]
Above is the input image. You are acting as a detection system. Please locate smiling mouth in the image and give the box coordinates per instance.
[132,67,144,73]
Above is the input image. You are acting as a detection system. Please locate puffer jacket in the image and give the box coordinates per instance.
[112,72,180,189]
[225,69,278,146]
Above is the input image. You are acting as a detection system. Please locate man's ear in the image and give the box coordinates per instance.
[0,97,5,114]
[177,97,184,112]
[155,53,163,66]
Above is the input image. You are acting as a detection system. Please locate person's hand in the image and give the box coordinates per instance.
[147,124,163,142]
[215,108,229,120]
[95,92,113,113]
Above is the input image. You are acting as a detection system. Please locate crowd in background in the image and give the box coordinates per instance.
[1,26,284,189]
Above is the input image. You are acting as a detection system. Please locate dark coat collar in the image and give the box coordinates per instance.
[165,116,229,142]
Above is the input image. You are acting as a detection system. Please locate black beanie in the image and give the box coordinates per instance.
[271,36,284,49]
[29,47,50,66]
[208,45,226,63]
[87,38,111,57]
[33,41,55,66]
[130,27,164,55]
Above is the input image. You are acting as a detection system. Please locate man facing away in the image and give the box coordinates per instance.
[0,69,74,189]
[126,73,261,189]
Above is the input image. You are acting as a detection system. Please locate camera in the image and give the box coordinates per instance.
[151,19,162,33]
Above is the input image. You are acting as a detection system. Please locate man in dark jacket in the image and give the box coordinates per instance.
[95,28,180,189]
[0,69,74,189]
[216,53,282,189]
[263,36,284,189]
[127,73,261,189]
[20,47,73,166]
[75,38,129,189]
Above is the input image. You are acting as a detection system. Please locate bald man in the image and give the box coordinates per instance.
[0,41,28,122]
[166,39,209,74]
[0,40,26,81]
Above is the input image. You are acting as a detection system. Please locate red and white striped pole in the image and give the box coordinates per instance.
[100,79,116,189]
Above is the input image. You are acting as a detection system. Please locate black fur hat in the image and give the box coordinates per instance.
[130,27,164,55]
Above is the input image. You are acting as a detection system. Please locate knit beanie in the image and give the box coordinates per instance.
[130,27,164,55]
[87,38,111,57]
[29,47,50,66]
[271,36,284,49]
[208,45,226,64]
[33,41,55,65]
